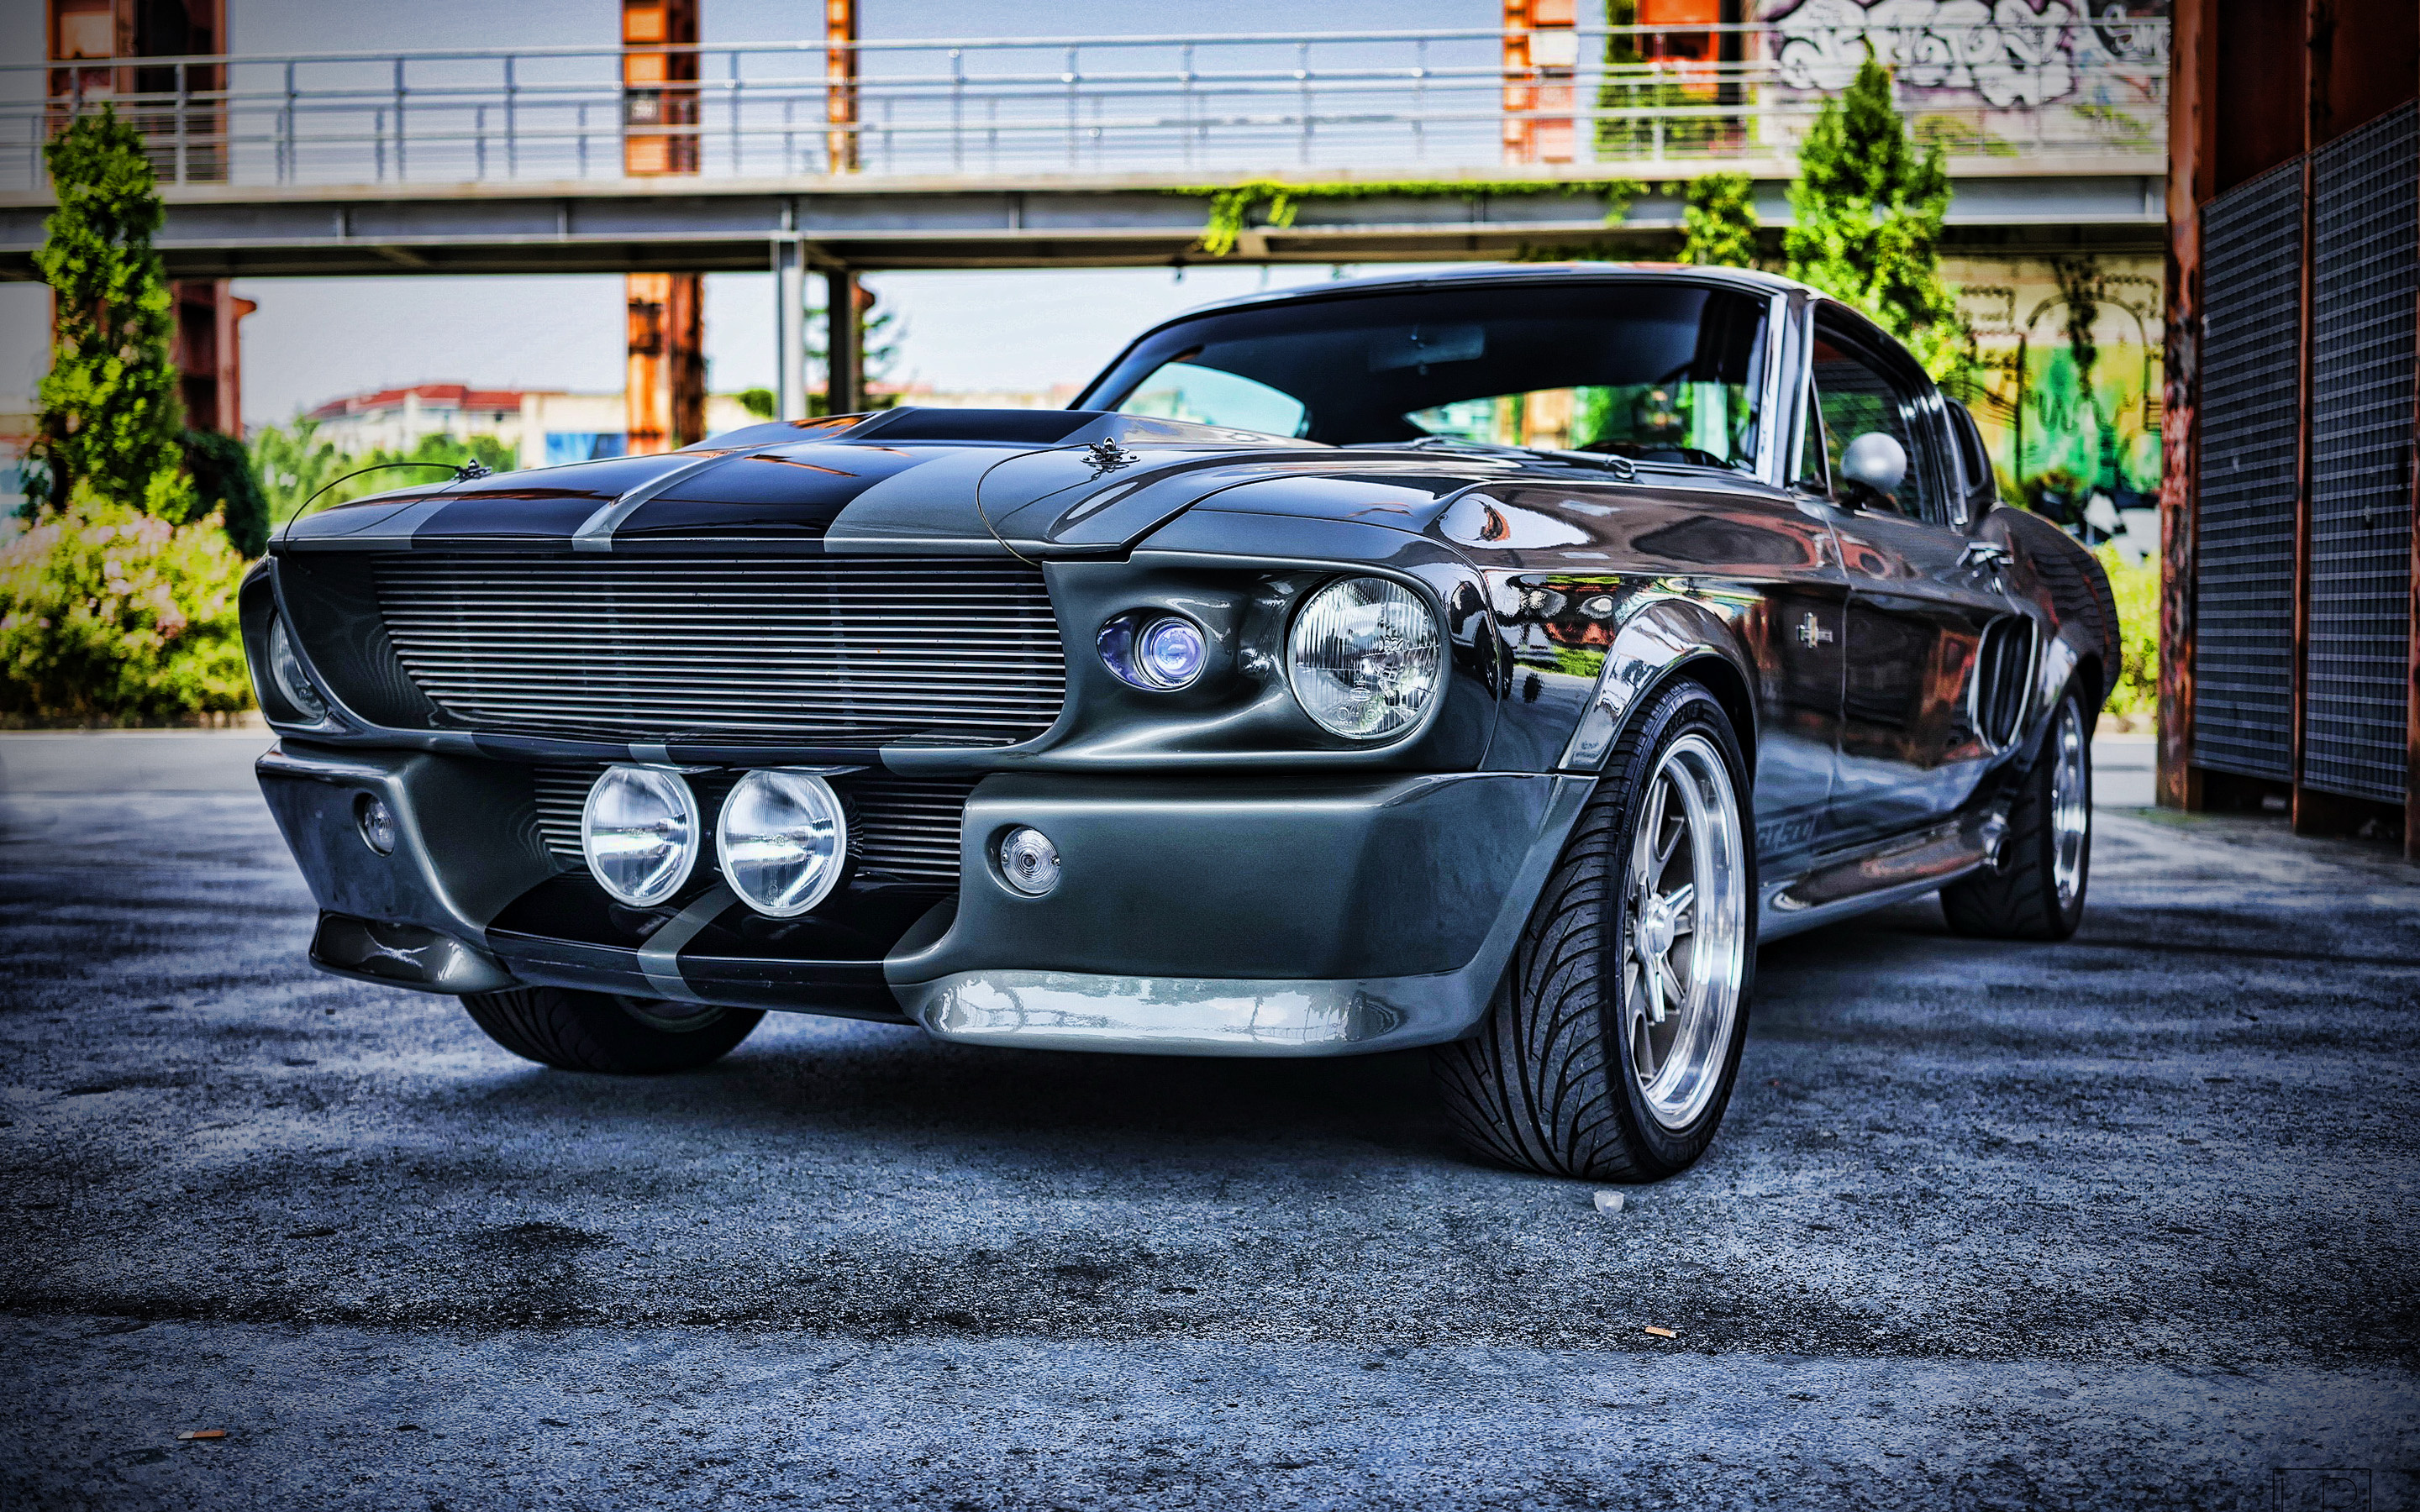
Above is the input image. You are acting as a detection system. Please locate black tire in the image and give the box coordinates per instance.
[1941,685,2091,942]
[460,986,763,1074]
[1433,679,1756,1182]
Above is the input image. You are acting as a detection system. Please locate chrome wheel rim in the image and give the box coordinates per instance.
[1620,732,1749,1131]
[2049,700,2090,906]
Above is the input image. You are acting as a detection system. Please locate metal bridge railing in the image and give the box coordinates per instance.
[3,18,2168,193]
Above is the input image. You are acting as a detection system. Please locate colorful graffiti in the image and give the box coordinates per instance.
[1949,254,2165,561]
[1754,0,2168,154]
[1768,0,2165,107]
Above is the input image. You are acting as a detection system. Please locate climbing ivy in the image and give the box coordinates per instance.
[1176,177,1648,258]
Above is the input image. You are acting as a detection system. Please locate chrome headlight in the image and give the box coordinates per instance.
[1286,576,1443,740]
[716,770,849,917]
[265,617,328,723]
[581,765,701,906]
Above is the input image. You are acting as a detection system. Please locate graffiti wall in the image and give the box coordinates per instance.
[1748,0,2169,155]
[1947,253,2165,563]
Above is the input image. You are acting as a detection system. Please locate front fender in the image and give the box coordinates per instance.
[1482,575,1758,774]
[1559,596,1759,772]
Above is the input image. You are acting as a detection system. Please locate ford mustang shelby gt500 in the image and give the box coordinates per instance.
[245,265,2118,1181]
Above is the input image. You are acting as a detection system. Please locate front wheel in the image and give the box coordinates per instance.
[1941,686,2091,942]
[1433,679,1756,1182]
[460,986,763,1074]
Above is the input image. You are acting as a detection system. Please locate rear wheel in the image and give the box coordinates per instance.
[460,986,762,1074]
[1433,680,1755,1182]
[1941,687,2091,941]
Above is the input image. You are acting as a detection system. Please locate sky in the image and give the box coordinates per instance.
[0,0,1492,423]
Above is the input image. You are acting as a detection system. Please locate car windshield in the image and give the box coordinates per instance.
[1079,280,1770,470]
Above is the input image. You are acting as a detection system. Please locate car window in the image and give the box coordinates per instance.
[1404,372,1760,469]
[1082,281,1768,467]
[1948,400,1994,499]
[1793,376,1831,494]
[1115,360,1309,438]
[1809,329,1938,522]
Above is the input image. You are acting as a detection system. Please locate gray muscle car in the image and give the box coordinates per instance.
[245,265,2118,1181]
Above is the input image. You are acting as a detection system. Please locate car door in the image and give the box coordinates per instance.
[1807,311,2018,847]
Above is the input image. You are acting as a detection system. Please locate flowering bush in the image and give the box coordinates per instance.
[0,496,254,725]
[2094,543,2158,728]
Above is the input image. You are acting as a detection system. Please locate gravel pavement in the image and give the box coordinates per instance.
[3,731,2415,1509]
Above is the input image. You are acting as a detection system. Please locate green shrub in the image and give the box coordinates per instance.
[0,496,254,726]
[2094,543,2157,727]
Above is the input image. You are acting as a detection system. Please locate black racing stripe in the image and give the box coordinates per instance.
[414,493,619,539]
[614,445,920,540]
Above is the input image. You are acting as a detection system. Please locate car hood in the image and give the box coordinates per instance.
[276,407,1518,555]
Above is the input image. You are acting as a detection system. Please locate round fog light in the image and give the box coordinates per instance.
[1139,616,1207,688]
[355,794,397,856]
[1098,612,1209,690]
[581,765,701,907]
[717,770,849,917]
[996,827,1060,896]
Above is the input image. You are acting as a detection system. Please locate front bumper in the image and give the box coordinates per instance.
[259,742,1591,1056]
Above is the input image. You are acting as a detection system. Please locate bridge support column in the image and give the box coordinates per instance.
[773,240,807,422]
[825,266,861,415]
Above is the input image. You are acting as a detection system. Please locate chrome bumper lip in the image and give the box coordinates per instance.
[898,970,1462,1057]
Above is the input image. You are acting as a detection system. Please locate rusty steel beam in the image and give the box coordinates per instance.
[2159,0,2213,810]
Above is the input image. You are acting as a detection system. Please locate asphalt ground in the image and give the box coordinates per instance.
[2,732,2414,1510]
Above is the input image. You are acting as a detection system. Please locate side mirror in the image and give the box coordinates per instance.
[1840,432,1907,498]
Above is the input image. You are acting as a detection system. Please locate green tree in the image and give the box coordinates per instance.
[807,287,905,408]
[1783,55,1967,381]
[29,107,185,513]
[181,428,270,556]
[1680,173,1760,268]
[249,422,514,529]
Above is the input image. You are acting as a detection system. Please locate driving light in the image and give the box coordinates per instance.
[996,827,1060,895]
[581,765,701,907]
[266,617,327,722]
[1098,612,1209,690]
[1286,576,1443,740]
[716,769,849,917]
[355,794,397,856]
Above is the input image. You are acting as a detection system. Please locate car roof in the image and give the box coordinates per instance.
[1145,262,1816,331]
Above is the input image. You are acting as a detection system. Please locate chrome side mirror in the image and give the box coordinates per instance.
[1840,432,1907,497]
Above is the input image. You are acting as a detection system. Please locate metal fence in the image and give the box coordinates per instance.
[2,17,2167,192]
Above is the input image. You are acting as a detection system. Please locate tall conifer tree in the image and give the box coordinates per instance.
[31,107,186,512]
[1783,55,1966,380]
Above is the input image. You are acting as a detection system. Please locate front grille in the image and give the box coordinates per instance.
[530,764,976,887]
[2191,159,2303,782]
[371,554,1065,746]
[2305,103,2415,805]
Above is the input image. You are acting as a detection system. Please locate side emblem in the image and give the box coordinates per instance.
[1796,612,1836,648]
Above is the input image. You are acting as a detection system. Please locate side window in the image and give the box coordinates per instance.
[1948,400,1996,512]
[1809,328,1941,523]
[1793,377,1830,495]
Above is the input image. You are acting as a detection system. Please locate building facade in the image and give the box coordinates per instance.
[297,386,760,468]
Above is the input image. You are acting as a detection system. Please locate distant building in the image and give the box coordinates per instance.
[295,384,762,467]
[0,396,34,514]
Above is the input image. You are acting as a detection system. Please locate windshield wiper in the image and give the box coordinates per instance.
[1370,435,1639,480]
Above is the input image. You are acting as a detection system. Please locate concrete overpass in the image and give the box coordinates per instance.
[0,155,2164,281]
